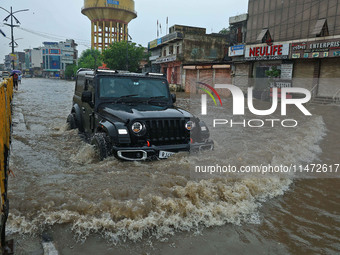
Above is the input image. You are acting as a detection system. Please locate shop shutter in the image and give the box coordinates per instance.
[215,69,232,97]
[185,70,197,93]
[199,69,213,85]
[293,60,315,90]
[318,58,340,97]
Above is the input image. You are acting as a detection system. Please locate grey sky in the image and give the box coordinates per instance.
[0,0,248,63]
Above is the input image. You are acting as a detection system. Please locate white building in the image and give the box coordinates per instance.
[42,39,78,78]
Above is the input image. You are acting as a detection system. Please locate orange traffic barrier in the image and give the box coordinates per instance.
[0,77,13,250]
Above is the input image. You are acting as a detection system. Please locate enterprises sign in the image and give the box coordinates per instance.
[245,43,290,60]
[291,39,340,59]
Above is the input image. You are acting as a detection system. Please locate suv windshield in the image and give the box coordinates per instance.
[99,77,170,100]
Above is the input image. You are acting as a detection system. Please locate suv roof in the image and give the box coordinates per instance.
[77,69,166,79]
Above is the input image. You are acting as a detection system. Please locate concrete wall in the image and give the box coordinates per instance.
[182,34,228,63]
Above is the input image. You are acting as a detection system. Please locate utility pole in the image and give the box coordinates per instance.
[0,6,29,70]
[126,33,132,71]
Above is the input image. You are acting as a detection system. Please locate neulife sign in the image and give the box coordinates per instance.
[245,43,290,60]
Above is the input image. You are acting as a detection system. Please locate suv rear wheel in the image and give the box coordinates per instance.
[91,133,111,161]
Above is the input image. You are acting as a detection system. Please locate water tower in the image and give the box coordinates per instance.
[82,0,137,50]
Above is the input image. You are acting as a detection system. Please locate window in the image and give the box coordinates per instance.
[169,45,174,55]
[99,77,169,99]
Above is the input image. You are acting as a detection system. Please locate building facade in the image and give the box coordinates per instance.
[148,25,230,93]
[42,40,78,78]
[24,48,43,76]
[229,0,340,99]
[3,52,25,71]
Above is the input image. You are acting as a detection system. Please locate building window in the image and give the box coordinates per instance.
[169,45,174,55]
[163,49,166,57]
[177,46,180,55]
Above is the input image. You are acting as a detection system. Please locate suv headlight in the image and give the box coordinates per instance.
[131,122,144,134]
[185,121,195,131]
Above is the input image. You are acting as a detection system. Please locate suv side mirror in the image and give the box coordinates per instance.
[82,91,92,103]
[171,94,176,103]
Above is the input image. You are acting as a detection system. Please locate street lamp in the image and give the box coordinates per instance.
[126,33,132,71]
[0,6,29,69]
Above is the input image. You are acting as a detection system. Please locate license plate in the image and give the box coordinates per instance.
[159,151,175,159]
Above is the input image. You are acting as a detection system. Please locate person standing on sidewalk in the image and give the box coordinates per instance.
[10,72,19,91]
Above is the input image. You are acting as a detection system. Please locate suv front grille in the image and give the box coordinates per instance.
[145,119,190,145]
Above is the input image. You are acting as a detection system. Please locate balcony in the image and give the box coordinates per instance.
[149,32,183,49]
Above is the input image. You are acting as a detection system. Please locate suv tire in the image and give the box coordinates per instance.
[91,133,111,161]
[67,113,77,130]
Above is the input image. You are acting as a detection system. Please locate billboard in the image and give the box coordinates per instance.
[49,56,60,70]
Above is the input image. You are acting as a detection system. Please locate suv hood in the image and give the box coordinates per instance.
[98,103,193,122]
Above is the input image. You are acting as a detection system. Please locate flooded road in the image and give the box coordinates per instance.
[7,78,340,254]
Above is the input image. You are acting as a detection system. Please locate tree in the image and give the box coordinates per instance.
[78,49,102,70]
[219,27,230,35]
[65,64,78,79]
[102,41,147,72]
[265,66,281,78]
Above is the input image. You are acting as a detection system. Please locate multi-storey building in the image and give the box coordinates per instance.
[148,25,230,92]
[229,0,340,99]
[24,48,43,76]
[42,39,78,78]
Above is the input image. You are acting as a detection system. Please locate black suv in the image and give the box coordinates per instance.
[67,69,214,161]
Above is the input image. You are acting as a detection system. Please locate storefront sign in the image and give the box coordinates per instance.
[229,45,245,57]
[270,81,292,88]
[280,64,293,80]
[291,39,340,58]
[245,43,290,60]
[148,39,157,49]
[155,55,177,64]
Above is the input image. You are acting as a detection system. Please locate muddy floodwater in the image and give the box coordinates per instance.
[6,79,340,254]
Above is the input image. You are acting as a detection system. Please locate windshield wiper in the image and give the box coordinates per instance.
[115,94,139,103]
[146,96,167,104]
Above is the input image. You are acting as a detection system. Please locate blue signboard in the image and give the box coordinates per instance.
[157,38,162,45]
[49,56,60,70]
[107,0,119,4]
[229,45,245,57]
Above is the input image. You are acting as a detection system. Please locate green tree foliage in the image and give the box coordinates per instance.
[219,27,230,35]
[265,66,281,78]
[78,49,102,70]
[102,41,147,72]
[65,64,77,79]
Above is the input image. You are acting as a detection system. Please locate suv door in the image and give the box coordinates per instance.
[81,78,95,134]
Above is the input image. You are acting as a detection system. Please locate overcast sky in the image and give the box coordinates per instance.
[0,0,248,63]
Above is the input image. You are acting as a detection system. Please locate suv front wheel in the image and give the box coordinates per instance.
[91,133,111,161]
[67,113,77,130]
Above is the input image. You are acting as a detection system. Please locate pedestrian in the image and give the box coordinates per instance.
[18,74,22,84]
[11,72,19,91]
